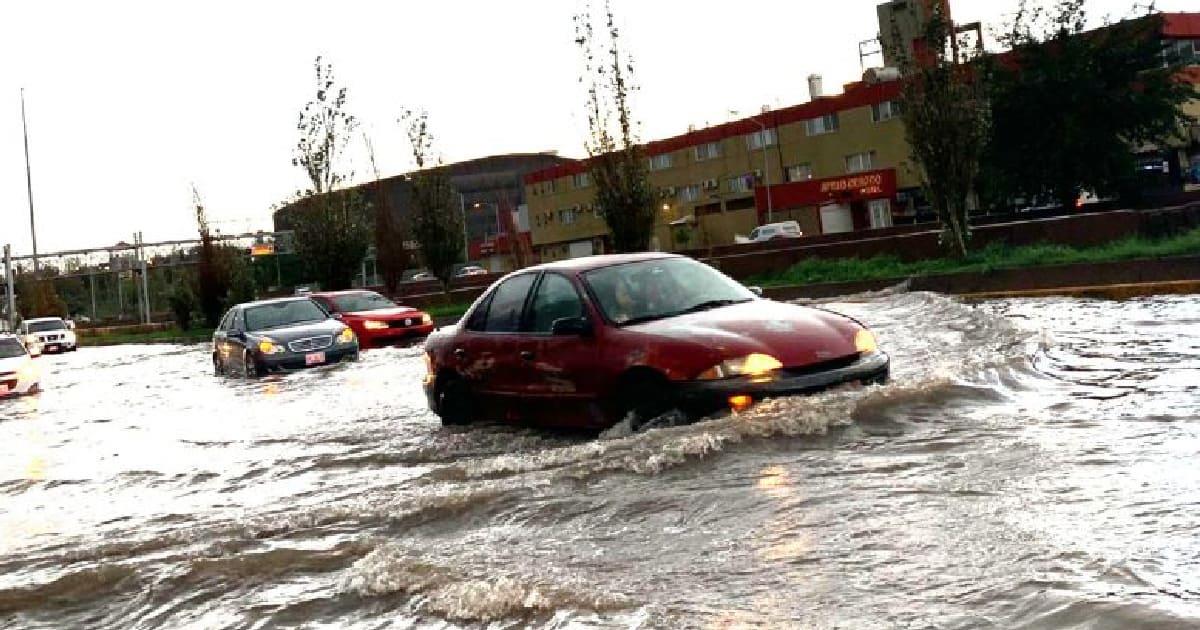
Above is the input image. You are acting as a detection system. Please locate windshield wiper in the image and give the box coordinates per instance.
[677,298,750,315]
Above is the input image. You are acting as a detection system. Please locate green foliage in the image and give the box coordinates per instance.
[575,1,654,253]
[14,273,67,319]
[750,227,1200,287]
[890,1,989,258]
[404,110,465,291]
[168,277,197,331]
[290,57,371,291]
[983,4,1196,209]
[365,135,411,294]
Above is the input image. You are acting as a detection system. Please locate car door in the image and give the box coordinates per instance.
[225,308,249,370]
[213,309,233,366]
[455,273,538,417]
[513,272,603,426]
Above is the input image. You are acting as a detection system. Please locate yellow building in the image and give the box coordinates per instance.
[524,77,922,261]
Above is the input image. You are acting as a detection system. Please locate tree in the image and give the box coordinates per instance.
[193,192,229,328]
[983,2,1195,209]
[15,273,67,319]
[290,56,371,290]
[404,110,464,291]
[575,0,654,253]
[890,1,989,258]
[365,134,410,294]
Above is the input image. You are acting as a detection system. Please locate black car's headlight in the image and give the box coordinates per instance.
[258,338,286,354]
[695,353,783,380]
[338,327,356,344]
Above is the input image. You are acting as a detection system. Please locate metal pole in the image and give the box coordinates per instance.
[754,118,774,224]
[20,89,40,272]
[3,245,15,332]
[458,192,469,263]
[138,232,150,324]
[89,272,96,320]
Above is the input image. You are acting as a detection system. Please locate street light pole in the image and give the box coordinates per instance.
[456,191,469,263]
[20,89,39,272]
[751,117,775,224]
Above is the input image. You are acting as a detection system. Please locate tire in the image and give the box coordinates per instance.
[436,376,473,426]
[615,372,679,432]
[213,353,224,376]
[242,351,262,378]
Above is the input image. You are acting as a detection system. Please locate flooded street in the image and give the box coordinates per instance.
[2,292,1199,629]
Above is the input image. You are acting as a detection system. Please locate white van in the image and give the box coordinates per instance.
[736,221,803,244]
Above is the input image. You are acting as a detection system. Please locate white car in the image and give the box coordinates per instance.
[0,334,40,397]
[454,265,489,277]
[735,221,804,244]
[20,317,77,354]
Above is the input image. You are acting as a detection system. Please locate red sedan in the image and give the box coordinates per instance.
[310,290,434,349]
[423,253,888,430]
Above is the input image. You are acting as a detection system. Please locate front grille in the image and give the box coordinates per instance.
[42,334,62,342]
[388,318,415,329]
[780,353,862,377]
[287,335,333,353]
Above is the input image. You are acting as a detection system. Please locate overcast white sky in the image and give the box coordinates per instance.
[0,0,1187,255]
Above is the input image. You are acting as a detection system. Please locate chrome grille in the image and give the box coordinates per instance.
[287,335,333,353]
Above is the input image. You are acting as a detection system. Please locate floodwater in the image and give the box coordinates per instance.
[1,292,1198,629]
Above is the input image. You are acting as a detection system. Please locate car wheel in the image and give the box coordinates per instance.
[437,376,473,426]
[242,351,262,378]
[213,354,224,376]
[617,373,680,432]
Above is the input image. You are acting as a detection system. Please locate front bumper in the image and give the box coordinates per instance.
[257,343,359,371]
[676,350,890,413]
[361,323,435,347]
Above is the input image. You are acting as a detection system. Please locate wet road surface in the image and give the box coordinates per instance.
[1,292,1199,628]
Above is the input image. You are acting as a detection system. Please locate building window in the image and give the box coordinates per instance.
[871,100,902,122]
[804,113,839,136]
[694,142,721,161]
[561,207,577,225]
[680,184,701,202]
[868,199,893,229]
[572,172,590,189]
[728,174,755,194]
[786,163,813,182]
[845,151,876,174]
[544,180,556,194]
[745,128,777,150]
[648,153,673,170]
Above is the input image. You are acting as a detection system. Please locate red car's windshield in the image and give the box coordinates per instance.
[583,258,754,326]
[330,292,395,313]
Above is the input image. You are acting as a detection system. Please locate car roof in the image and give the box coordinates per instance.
[236,296,320,309]
[24,317,64,323]
[525,252,682,275]
[310,290,379,297]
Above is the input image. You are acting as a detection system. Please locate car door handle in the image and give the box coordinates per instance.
[453,348,467,359]
[519,350,535,361]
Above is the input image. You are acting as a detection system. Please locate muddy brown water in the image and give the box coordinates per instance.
[1,292,1198,629]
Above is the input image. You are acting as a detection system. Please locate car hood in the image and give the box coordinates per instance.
[249,319,345,343]
[0,355,31,372]
[342,306,420,319]
[626,300,862,367]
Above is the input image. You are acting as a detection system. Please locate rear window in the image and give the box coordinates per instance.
[0,338,26,359]
[483,274,536,333]
[244,300,328,331]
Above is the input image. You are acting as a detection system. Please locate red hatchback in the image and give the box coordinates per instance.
[311,290,434,349]
[423,253,889,429]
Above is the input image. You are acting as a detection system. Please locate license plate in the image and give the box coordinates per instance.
[47,344,59,352]
[305,352,326,366]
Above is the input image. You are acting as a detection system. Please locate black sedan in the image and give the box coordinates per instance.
[212,297,359,377]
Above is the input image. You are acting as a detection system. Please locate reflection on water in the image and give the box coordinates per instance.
[1,293,1199,628]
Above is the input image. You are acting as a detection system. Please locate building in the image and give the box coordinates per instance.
[273,152,572,278]
[525,74,918,262]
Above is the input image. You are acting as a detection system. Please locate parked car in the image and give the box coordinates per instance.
[0,333,41,397]
[735,221,803,244]
[407,271,435,282]
[20,317,77,354]
[310,290,434,349]
[423,253,889,429]
[455,265,489,277]
[211,297,359,377]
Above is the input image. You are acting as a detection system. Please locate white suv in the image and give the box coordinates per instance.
[20,317,77,354]
[0,333,40,397]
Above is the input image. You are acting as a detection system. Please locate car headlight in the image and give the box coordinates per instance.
[258,338,286,354]
[695,353,783,380]
[363,320,388,330]
[421,313,433,326]
[338,327,356,344]
[854,329,878,354]
[17,361,38,381]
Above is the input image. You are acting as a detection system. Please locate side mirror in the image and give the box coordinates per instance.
[228,331,246,341]
[550,317,592,336]
[747,286,764,297]
[332,313,344,320]
[66,320,76,330]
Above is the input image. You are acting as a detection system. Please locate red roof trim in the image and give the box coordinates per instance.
[523,80,902,185]
[1162,13,1200,38]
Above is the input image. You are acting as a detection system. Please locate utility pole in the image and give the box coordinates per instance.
[751,117,775,224]
[89,271,97,321]
[135,233,150,324]
[457,192,470,263]
[20,89,40,272]
[3,245,15,332]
